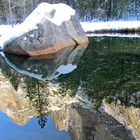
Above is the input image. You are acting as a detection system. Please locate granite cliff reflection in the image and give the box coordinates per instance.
[0,70,136,140]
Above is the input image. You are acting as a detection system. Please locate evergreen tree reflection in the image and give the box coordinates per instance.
[25,78,48,128]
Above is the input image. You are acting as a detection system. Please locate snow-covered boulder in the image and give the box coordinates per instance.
[3,3,88,56]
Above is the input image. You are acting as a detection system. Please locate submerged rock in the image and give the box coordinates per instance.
[3,3,88,56]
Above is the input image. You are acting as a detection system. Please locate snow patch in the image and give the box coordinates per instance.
[87,33,140,38]
[81,21,140,32]
[30,34,34,38]
[23,37,27,41]
[0,22,38,49]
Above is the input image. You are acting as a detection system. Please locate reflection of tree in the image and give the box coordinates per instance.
[58,37,140,108]
[25,78,49,128]
[36,91,48,129]
[37,114,47,129]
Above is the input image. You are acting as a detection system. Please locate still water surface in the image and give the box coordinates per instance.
[0,37,140,140]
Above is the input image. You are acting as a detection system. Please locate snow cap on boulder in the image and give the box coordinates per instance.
[24,2,75,26]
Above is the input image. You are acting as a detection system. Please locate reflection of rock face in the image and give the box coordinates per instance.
[0,73,35,125]
[104,101,140,139]
[0,68,138,140]
[4,45,87,80]
[4,3,88,56]
[51,108,135,140]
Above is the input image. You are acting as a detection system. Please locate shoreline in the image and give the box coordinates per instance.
[1,21,140,40]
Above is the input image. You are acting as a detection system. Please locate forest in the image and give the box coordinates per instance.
[0,0,140,24]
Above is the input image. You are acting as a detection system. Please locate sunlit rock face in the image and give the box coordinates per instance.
[51,108,135,140]
[103,100,140,139]
[0,73,35,125]
[4,3,88,56]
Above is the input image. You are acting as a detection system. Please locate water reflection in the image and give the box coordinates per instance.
[58,37,140,108]
[0,37,139,140]
[3,45,87,80]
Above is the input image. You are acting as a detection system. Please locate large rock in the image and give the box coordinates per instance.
[4,3,88,56]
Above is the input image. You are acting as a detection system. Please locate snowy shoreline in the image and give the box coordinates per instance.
[80,21,140,32]
[1,21,140,37]
[81,21,140,37]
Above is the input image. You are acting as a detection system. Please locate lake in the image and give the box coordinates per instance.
[0,36,139,140]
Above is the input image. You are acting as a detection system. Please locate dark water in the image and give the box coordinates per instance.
[0,37,140,140]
